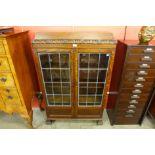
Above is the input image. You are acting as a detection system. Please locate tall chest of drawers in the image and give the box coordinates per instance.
[0,31,37,126]
[107,40,155,125]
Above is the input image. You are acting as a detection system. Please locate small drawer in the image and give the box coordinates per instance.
[116,101,146,109]
[115,108,143,116]
[0,73,16,87]
[129,47,155,54]
[123,75,155,83]
[123,70,155,81]
[121,88,151,94]
[0,88,21,105]
[126,63,155,69]
[119,93,149,102]
[122,81,154,89]
[127,54,155,62]
[0,41,6,54]
[0,57,10,72]
[114,116,140,124]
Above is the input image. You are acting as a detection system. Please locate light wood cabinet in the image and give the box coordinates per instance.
[0,31,37,127]
[33,32,116,124]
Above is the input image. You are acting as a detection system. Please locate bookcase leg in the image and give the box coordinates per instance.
[97,120,103,125]
[46,120,55,125]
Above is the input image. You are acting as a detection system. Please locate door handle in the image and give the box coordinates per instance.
[107,91,119,95]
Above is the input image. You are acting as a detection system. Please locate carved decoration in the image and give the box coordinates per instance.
[33,39,116,44]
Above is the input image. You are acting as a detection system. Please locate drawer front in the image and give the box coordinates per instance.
[122,81,154,89]
[0,41,6,54]
[126,63,155,69]
[0,73,16,87]
[116,101,146,109]
[127,54,155,62]
[129,47,155,54]
[115,107,144,116]
[119,93,149,102]
[120,88,151,94]
[123,70,155,82]
[135,76,154,82]
[0,57,10,72]
[114,115,140,124]
[0,88,21,105]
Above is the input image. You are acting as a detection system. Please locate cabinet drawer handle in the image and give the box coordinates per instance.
[0,77,7,82]
[126,109,135,114]
[139,64,150,68]
[6,89,10,93]
[134,83,143,88]
[7,96,13,100]
[137,70,148,75]
[129,100,138,104]
[128,105,136,109]
[144,48,155,53]
[125,114,134,117]
[131,95,140,99]
[136,77,145,82]
[141,56,152,61]
[132,89,142,94]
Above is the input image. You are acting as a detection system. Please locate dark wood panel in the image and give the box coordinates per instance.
[77,107,102,118]
[107,40,127,109]
[148,89,155,118]
[108,40,127,91]
[46,106,72,117]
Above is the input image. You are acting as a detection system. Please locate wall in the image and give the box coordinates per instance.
[13,26,154,41]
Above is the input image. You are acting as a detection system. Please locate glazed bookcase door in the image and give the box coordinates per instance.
[75,49,112,118]
[38,50,74,117]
